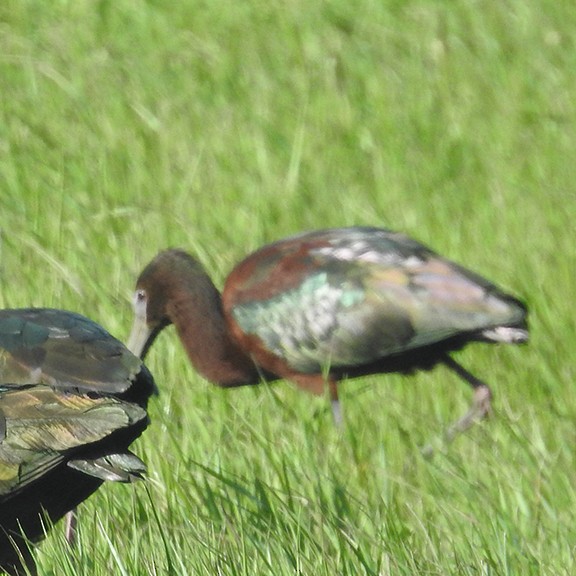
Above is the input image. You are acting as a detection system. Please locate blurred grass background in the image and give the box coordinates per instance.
[1,0,575,574]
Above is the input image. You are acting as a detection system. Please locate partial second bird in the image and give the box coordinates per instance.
[128,226,528,435]
[0,309,155,576]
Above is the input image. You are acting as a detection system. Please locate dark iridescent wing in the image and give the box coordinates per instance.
[0,309,143,394]
[225,227,526,373]
[0,385,147,499]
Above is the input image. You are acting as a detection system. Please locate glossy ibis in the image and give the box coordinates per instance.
[0,309,155,576]
[128,226,527,435]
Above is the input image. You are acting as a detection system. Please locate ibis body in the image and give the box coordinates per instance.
[129,227,527,431]
[0,309,155,576]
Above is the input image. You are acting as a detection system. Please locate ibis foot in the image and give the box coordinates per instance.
[445,381,492,443]
[421,356,493,458]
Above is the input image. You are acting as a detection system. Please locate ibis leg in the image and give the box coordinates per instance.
[442,355,492,442]
[328,379,343,427]
[64,509,77,546]
[291,373,343,425]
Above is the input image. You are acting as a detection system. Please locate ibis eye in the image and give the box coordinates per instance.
[133,289,148,318]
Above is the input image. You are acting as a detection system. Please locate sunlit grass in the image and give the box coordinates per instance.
[1,0,575,573]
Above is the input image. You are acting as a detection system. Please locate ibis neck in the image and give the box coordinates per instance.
[166,283,262,387]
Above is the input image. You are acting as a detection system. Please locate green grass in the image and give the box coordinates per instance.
[1,0,575,573]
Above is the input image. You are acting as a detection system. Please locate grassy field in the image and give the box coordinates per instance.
[1,0,575,574]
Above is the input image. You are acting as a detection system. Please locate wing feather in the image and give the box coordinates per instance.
[0,309,142,394]
[0,386,147,498]
[227,228,526,372]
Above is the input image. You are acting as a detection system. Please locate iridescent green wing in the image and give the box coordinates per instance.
[0,309,142,394]
[228,227,526,372]
[327,256,524,361]
[0,386,147,498]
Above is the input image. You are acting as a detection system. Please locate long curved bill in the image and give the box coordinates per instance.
[127,316,154,359]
